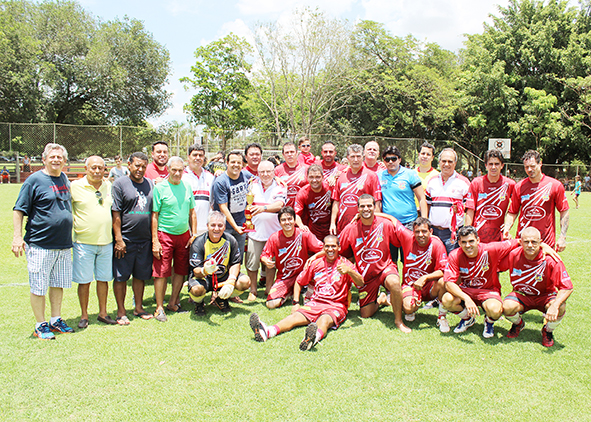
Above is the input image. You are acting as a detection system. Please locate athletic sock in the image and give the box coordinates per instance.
[545,314,564,332]
[50,316,60,325]
[457,308,469,320]
[506,313,522,325]
[484,316,496,324]
[438,303,448,317]
[35,322,45,329]
[315,329,325,344]
[268,325,280,338]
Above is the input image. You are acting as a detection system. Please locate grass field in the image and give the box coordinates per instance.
[0,183,590,421]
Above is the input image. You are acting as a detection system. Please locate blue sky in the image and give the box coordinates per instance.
[77,0,510,126]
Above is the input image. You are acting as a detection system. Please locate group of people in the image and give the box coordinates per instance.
[12,138,574,351]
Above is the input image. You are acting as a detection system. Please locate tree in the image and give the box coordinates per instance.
[181,34,253,151]
[0,0,171,125]
[251,8,356,137]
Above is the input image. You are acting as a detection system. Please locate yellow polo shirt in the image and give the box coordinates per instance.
[415,167,440,209]
[71,176,113,245]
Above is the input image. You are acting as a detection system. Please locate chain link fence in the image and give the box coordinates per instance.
[1,123,589,189]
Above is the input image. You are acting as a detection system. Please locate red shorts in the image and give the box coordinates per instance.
[402,280,436,304]
[459,286,502,307]
[359,264,398,308]
[152,230,190,278]
[297,300,348,328]
[267,276,297,302]
[504,291,557,313]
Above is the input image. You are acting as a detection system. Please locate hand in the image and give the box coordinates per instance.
[214,169,224,177]
[329,222,337,235]
[218,284,234,299]
[152,240,162,260]
[502,230,512,240]
[414,275,427,291]
[351,213,360,222]
[250,205,265,216]
[555,237,566,253]
[203,259,217,275]
[299,225,310,232]
[114,239,127,259]
[336,261,349,275]
[465,298,480,317]
[185,235,197,248]
[11,238,25,258]
[235,226,245,235]
[291,304,300,314]
[545,304,559,322]
[327,175,337,187]
[261,256,275,269]
[541,242,562,262]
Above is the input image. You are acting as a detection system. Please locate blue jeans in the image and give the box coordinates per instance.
[432,227,459,255]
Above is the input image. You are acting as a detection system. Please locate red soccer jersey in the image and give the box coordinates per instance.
[274,163,309,208]
[444,240,519,292]
[363,161,387,173]
[144,162,168,180]
[294,183,333,242]
[332,168,382,233]
[321,161,346,182]
[507,248,573,296]
[508,175,569,248]
[296,256,356,308]
[297,152,318,166]
[339,216,401,281]
[397,227,448,287]
[261,228,323,281]
[467,175,516,243]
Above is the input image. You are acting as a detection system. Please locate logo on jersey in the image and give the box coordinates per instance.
[481,205,503,219]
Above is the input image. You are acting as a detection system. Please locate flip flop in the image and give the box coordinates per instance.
[97,315,117,325]
[133,311,153,320]
[116,315,130,325]
[166,304,188,313]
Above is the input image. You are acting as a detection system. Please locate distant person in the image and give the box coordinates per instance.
[205,151,227,174]
[503,150,569,251]
[243,143,263,179]
[108,155,129,182]
[12,143,74,340]
[571,175,581,209]
[297,136,317,166]
[144,140,169,183]
[1,166,9,183]
[23,154,31,172]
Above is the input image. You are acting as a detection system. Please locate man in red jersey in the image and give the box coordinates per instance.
[274,142,309,208]
[144,141,169,184]
[465,150,516,243]
[503,150,569,251]
[394,217,450,332]
[250,235,364,350]
[442,226,519,338]
[330,144,382,235]
[261,206,323,309]
[295,164,333,241]
[339,194,410,332]
[319,141,346,186]
[502,227,573,347]
[362,140,387,173]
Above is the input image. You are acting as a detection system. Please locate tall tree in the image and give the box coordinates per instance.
[181,34,253,151]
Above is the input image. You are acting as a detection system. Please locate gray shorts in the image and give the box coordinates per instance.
[245,238,267,272]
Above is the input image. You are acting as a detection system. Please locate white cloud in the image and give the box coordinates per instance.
[360,0,510,51]
[164,0,202,16]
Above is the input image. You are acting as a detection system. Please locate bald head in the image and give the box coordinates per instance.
[520,227,542,259]
[85,156,106,185]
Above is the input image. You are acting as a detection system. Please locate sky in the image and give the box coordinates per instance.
[77,0,510,127]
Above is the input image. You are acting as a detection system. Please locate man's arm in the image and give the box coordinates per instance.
[503,212,518,239]
[218,202,244,234]
[464,209,474,227]
[186,208,198,247]
[329,200,339,235]
[414,270,444,290]
[375,200,382,213]
[413,186,428,218]
[12,210,26,257]
[112,210,126,259]
[556,209,569,252]
[218,263,240,287]
[295,214,310,232]
[152,211,162,259]
[337,261,364,288]
[545,288,573,321]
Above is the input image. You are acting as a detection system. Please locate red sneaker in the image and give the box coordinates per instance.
[507,319,525,338]
[541,325,554,347]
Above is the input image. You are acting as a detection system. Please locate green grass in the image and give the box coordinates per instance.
[0,183,590,421]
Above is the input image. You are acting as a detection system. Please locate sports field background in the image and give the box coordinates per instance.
[0,183,589,421]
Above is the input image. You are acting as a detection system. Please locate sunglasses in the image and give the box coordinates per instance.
[95,191,103,205]
[301,144,311,148]
[383,156,400,163]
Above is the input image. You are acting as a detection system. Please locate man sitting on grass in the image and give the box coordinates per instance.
[250,235,363,350]
[502,227,573,347]
[188,211,251,316]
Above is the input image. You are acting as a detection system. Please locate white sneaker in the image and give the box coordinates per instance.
[437,316,450,333]
[483,320,495,338]
[405,313,416,322]
[453,317,475,333]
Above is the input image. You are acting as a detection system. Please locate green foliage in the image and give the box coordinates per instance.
[0,0,171,125]
[181,34,253,150]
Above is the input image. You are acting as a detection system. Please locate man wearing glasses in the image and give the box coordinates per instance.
[71,156,116,327]
[297,136,317,166]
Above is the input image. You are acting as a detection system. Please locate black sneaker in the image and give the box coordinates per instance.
[299,322,318,351]
[194,301,206,316]
[258,277,266,288]
[214,297,231,313]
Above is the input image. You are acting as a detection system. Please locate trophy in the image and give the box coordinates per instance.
[243,189,256,232]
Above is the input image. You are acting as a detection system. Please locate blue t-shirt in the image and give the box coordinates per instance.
[14,171,73,249]
[212,172,248,228]
[379,167,422,224]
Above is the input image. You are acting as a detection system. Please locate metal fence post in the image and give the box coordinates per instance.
[53,123,56,143]
[8,123,11,152]
[119,126,123,157]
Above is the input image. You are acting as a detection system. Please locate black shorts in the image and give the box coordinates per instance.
[187,273,244,293]
[113,240,153,282]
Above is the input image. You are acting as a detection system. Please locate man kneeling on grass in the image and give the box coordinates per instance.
[250,235,363,351]
[188,211,250,315]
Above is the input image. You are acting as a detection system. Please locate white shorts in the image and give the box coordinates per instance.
[26,245,72,296]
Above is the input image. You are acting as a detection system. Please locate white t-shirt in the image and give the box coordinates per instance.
[182,167,215,232]
[249,178,287,242]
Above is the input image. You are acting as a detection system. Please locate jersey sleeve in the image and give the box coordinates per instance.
[189,236,206,274]
[13,179,34,215]
[369,172,382,201]
[443,249,461,284]
[553,181,570,212]
[432,238,448,271]
[212,177,229,206]
[296,260,315,287]
[338,227,354,259]
[409,170,422,190]
[305,231,324,253]
[152,183,163,212]
[261,233,277,260]
[508,182,522,214]
[465,179,478,211]
[294,188,306,215]
[550,259,573,290]
[111,180,123,212]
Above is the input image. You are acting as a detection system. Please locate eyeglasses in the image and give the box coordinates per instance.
[301,144,311,148]
[95,191,103,205]
[383,156,400,163]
